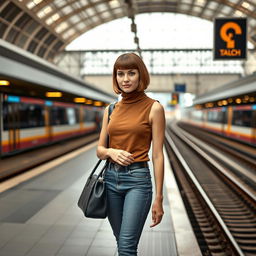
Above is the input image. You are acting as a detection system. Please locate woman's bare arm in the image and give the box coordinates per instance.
[150,101,165,227]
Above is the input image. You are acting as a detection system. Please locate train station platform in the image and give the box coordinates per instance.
[0,142,192,256]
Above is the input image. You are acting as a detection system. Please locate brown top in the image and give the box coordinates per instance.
[108,91,156,162]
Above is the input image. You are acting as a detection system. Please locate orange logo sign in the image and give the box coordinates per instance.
[219,21,243,57]
[220,22,242,48]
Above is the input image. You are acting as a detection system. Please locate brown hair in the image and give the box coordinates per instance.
[112,53,150,94]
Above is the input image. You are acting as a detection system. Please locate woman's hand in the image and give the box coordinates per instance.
[150,197,164,228]
[108,148,134,166]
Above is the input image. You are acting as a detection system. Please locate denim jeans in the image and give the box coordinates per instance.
[104,163,152,256]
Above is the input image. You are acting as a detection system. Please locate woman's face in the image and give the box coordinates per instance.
[116,69,139,93]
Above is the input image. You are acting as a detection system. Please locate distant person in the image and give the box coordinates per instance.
[97,53,165,256]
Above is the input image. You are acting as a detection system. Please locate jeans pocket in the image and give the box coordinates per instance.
[128,168,151,178]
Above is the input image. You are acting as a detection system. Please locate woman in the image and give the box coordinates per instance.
[97,53,165,256]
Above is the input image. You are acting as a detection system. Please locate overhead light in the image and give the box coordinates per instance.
[85,99,93,104]
[235,98,242,104]
[0,80,10,86]
[94,101,103,106]
[46,92,62,97]
[74,97,86,103]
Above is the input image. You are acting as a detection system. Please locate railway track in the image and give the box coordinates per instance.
[176,122,256,193]
[178,122,256,172]
[165,122,256,256]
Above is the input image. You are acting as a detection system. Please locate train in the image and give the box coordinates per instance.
[0,40,115,157]
[180,104,256,146]
[1,93,104,156]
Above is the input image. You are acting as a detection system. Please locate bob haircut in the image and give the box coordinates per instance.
[112,53,150,94]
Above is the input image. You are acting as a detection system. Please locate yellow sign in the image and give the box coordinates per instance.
[214,18,247,60]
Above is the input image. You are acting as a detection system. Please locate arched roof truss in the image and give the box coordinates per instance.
[0,0,255,61]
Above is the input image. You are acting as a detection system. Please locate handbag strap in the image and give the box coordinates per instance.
[107,102,116,148]
[89,102,116,178]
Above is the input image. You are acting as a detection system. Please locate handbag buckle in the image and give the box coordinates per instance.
[98,177,104,183]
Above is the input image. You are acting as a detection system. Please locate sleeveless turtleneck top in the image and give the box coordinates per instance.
[108,91,156,162]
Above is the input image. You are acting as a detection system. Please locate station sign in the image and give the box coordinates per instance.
[174,83,186,93]
[214,18,247,60]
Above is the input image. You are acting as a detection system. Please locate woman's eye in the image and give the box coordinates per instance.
[128,72,135,75]
[117,73,123,76]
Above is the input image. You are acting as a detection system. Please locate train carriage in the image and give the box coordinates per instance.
[1,93,104,155]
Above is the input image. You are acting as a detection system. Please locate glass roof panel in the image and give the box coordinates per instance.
[46,15,57,25]
[86,8,96,16]
[101,11,111,19]
[27,1,35,9]
[62,28,76,39]
[62,6,73,15]
[180,4,190,11]
[203,8,214,16]
[109,0,121,8]
[112,8,123,15]
[221,5,232,14]
[242,1,254,11]
[37,6,53,18]
[208,1,218,9]
[249,19,256,26]
[228,0,240,3]
[196,0,206,7]
[90,15,100,23]
[95,3,108,12]
[76,23,86,30]
[54,0,66,8]
[27,0,43,9]
[79,0,89,4]
[56,22,68,33]
[192,6,203,12]
[69,15,80,24]
[182,0,192,3]
[234,10,246,17]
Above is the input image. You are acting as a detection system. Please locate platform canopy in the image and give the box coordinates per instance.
[0,0,255,60]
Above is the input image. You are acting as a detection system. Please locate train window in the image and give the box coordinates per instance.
[2,102,9,130]
[84,109,96,122]
[19,103,45,128]
[232,110,252,127]
[50,106,79,125]
[3,102,45,130]
[192,111,203,121]
[50,106,67,125]
[66,108,78,125]
[208,110,224,123]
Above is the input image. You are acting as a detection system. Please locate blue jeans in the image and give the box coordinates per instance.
[104,163,152,256]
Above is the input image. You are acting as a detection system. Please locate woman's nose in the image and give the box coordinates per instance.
[124,73,129,81]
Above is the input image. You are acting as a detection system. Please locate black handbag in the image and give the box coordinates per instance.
[78,160,108,218]
[77,102,115,218]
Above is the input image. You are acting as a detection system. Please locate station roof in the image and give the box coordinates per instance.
[193,72,256,104]
[0,0,255,61]
[0,39,116,103]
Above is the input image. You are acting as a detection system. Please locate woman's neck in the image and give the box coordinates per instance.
[121,90,146,104]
